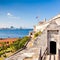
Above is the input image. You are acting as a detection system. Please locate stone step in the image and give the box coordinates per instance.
[46,55,50,60]
[45,55,58,60]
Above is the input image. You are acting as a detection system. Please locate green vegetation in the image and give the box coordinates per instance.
[0,36,30,59]
[34,31,42,38]
[13,36,30,50]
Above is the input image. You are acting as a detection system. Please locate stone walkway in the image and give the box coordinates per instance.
[5,47,40,60]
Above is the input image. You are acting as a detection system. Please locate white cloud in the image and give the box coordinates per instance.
[7,12,20,19]
[7,12,13,16]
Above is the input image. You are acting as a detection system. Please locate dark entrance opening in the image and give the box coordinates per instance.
[50,41,56,54]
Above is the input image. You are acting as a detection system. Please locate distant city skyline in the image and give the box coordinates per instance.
[0,0,60,28]
[0,26,29,29]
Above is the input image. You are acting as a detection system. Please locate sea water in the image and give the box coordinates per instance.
[0,29,33,38]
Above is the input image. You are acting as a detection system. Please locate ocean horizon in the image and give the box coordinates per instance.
[0,29,33,38]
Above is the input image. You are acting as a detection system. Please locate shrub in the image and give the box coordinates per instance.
[0,47,3,51]
[13,36,30,50]
[34,31,42,38]
[0,51,5,57]
[3,54,7,58]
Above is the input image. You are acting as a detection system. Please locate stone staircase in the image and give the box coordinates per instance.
[43,55,58,60]
[40,47,58,60]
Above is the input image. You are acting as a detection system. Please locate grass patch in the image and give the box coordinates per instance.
[0,57,3,60]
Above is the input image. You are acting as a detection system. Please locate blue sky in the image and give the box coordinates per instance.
[0,0,60,28]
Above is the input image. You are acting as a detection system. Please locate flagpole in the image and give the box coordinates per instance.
[36,16,40,22]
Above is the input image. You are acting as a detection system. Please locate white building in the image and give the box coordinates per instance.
[34,14,60,32]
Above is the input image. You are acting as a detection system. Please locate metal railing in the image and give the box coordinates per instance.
[41,47,48,60]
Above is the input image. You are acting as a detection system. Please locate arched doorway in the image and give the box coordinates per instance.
[50,41,56,54]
